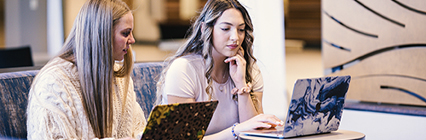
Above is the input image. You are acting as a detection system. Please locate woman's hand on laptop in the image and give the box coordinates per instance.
[234,114,284,134]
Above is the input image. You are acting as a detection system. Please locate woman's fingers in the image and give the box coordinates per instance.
[254,122,273,129]
[234,114,284,135]
[224,49,245,65]
[224,47,247,87]
[254,114,284,126]
[224,56,238,64]
[231,88,239,95]
[238,46,244,57]
[224,55,246,70]
[234,120,271,134]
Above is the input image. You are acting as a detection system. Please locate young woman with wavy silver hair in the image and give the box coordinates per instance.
[156,0,283,139]
[27,0,146,139]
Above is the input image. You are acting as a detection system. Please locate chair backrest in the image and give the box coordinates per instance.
[0,70,39,139]
[0,46,34,68]
[0,61,164,139]
[131,62,164,117]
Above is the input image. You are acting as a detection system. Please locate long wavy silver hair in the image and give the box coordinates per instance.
[156,0,256,104]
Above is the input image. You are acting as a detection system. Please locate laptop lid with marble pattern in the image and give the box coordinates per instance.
[241,75,351,138]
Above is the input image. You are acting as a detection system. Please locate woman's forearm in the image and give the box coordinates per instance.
[238,93,259,122]
[203,126,235,140]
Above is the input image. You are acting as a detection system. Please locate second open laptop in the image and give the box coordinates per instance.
[241,75,351,139]
[140,100,218,140]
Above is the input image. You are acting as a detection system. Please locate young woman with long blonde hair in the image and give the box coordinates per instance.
[27,0,145,139]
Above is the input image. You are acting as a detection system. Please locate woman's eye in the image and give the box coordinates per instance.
[239,29,245,32]
[122,31,130,37]
[221,28,230,31]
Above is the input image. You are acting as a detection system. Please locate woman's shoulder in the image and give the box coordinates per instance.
[176,54,203,62]
[32,57,78,94]
[29,58,80,110]
[172,54,204,68]
[251,62,262,73]
[39,57,76,76]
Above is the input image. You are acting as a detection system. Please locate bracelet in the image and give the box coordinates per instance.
[237,86,251,95]
[232,83,253,95]
[231,122,239,139]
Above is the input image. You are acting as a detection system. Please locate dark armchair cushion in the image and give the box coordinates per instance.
[0,70,38,139]
[131,62,164,118]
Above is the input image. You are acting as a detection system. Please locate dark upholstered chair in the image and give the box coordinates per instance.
[0,62,164,139]
[131,62,164,118]
[0,70,38,139]
[0,46,34,68]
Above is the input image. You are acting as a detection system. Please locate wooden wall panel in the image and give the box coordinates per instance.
[322,0,426,106]
[328,48,426,106]
[322,0,426,69]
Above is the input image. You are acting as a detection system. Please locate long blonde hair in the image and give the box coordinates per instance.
[58,0,132,138]
[156,0,256,104]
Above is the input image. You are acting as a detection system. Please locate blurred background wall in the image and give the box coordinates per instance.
[0,0,320,63]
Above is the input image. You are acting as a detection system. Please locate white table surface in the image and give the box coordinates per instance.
[239,129,365,140]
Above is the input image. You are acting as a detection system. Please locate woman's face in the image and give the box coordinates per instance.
[113,12,135,61]
[212,8,245,59]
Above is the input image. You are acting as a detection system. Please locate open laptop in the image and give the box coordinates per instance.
[140,100,218,140]
[241,75,351,139]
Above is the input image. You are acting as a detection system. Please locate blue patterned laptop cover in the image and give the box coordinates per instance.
[283,75,351,138]
[241,75,351,138]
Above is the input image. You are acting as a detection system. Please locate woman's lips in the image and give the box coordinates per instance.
[227,44,238,49]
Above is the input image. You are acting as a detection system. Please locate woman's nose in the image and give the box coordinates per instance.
[230,29,239,41]
[128,33,136,44]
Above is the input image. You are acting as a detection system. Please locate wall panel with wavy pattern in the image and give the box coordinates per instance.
[322,0,426,106]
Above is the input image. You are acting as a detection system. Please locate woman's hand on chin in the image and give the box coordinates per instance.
[225,47,247,88]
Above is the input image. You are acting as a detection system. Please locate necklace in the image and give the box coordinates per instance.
[213,73,228,92]
[212,72,228,83]
[218,84,224,92]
